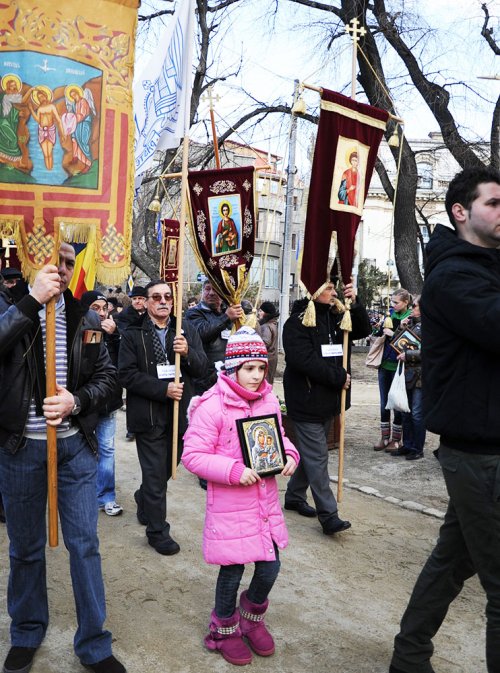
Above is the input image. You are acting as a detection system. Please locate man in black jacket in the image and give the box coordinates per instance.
[0,243,126,673]
[118,280,208,556]
[185,280,243,394]
[81,290,124,517]
[390,166,500,673]
[283,281,370,535]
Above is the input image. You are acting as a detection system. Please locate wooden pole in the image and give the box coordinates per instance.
[46,298,58,547]
[171,133,190,479]
[337,304,351,503]
[336,18,365,502]
[47,232,60,547]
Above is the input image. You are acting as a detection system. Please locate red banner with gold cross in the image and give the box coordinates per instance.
[0,0,138,283]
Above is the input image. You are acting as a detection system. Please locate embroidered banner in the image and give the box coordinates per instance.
[301,89,389,294]
[160,218,180,310]
[0,0,138,283]
[187,166,256,305]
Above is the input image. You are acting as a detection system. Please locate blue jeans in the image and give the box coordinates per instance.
[95,413,117,507]
[215,544,281,618]
[378,367,403,425]
[0,433,112,665]
[402,387,426,453]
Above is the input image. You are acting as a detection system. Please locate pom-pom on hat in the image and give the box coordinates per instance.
[224,326,268,374]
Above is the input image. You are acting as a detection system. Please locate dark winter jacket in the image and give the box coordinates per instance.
[118,314,208,435]
[0,290,116,454]
[283,299,371,422]
[185,302,233,393]
[421,224,500,453]
[403,318,422,389]
[114,304,144,334]
[101,328,123,415]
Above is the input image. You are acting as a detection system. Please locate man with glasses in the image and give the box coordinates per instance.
[118,280,207,555]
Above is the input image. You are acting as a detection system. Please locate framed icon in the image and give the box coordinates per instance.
[390,327,421,355]
[236,414,286,477]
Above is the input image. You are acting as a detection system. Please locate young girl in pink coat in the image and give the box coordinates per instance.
[182,327,299,666]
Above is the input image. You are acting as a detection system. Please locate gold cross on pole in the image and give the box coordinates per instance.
[345,17,366,100]
[201,85,221,168]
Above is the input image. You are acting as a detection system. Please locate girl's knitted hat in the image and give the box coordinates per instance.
[224,326,268,374]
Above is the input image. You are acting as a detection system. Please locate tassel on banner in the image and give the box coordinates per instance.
[339,298,352,332]
[243,311,258,329]
[302,298,317,327]
[383,314,393,329]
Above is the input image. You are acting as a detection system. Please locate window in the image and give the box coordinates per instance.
[249,257,279,288]
[291,233,297,249]
[417,162,433,190]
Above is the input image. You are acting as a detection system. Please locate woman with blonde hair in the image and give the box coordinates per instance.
[373,288,412,452]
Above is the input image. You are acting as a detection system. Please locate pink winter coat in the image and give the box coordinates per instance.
[182,373,300,566]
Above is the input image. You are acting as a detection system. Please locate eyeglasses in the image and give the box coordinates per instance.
[148,293,173,302]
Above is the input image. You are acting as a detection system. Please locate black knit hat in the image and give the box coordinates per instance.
[80,290,108,309]
[259,301,279,318]
[1,267,22,281]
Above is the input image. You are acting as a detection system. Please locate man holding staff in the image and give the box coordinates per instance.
[0,242,126,673]
[118,280,207,556]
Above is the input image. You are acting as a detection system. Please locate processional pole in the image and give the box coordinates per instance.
[336,17,366,503]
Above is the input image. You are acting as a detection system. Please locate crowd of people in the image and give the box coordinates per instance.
[0,166,499,673]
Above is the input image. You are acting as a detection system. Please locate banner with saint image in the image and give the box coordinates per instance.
[0,0,138,284]
[301,88,389,294]
[187,166,256,305]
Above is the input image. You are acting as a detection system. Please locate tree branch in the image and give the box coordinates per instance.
[481,3,500,55]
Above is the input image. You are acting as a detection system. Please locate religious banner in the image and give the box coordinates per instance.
[160,218,180,311]
[301,88,389,295]
[187,166,256,306]
[0,0,138,283]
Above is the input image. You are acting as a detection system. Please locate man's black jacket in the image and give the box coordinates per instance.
[118,314,208,436]
[0,290,116,454]
[422,224,500,453]
[283,299,370,422]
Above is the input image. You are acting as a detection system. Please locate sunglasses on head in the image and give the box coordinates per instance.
[148,292,173,302]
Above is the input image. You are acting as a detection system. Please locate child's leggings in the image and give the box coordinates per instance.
[215,543,280,618]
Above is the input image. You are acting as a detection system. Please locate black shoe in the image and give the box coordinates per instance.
[389,666,435,673]
[405,451,424,461]
[284,500,317,517]
[322,517,352,535]
[125,432,135,441]
[390,446,412,457]
[198,478,207,491]
[3,646,37,673]
[149,534,180,556]
[84,655,126,673]
[133,490,148,526]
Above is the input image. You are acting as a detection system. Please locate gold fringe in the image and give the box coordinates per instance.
[383,314,393,329]
[332,298,345,313]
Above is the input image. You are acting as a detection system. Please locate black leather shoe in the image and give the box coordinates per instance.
[3,646,37,673]
[389,665,435,673]
[149,535,180,556]
[84,655,126,673]
[322,517,352,535]
[390,446,412,457]
[406,451,424,460]
[284,501,317,517]
[133,490,148,526]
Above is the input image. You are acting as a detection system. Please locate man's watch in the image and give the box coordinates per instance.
[71,396,81,416]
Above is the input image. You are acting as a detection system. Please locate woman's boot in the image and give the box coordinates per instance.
[239,590,275,656]
[386,423,403,452]
[204,609,253,666]
[373,422,390,451]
